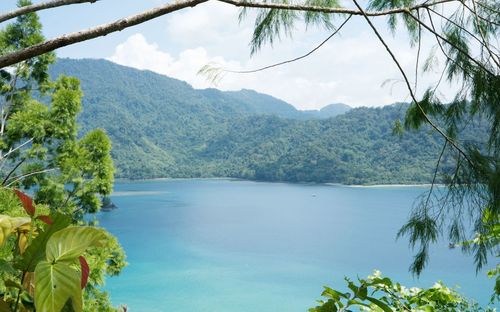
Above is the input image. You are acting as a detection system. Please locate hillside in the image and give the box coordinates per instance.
[301,103,352,119]
[49,58,484,184]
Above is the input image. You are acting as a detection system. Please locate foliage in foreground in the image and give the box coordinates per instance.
[309,271,496,312]
[0,189,124,312]
[236,0,500,278]
[0,0,498,310]
[0,2,125,311]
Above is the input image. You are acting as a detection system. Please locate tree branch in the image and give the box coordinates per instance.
[427,7,500,62]
[2,158,25,186]
[351,0,474,168]
[1,138,33,160]
[414,9,422,93]
[476,1,500,15]
[0,0,99,24]
[406,10,498,76]
[462,0,500,27]
[218,0,457,16]
[212,14,352,75]
[425,8,471,80]
[0,0,209,69]
[424,140,447,211]
[437,154,462,220]
[5,167,55,187]
[470,0,500,68]
[0,0,462,69]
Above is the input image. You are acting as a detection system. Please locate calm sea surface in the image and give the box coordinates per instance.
[97,179,494,311]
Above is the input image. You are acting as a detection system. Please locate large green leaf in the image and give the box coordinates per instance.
[16,213,71,272]
[45,226,106,263]
[34,261,82,312]
[34,226,106,312]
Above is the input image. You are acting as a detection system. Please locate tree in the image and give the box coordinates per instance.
[235,0,499,291]
[0,1,125,311]
[0,0,498,306]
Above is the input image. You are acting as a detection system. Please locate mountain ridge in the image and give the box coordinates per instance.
[47,58,483,184]
[301,103,352,119]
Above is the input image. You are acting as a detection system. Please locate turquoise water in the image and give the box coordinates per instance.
[97,179,494,311]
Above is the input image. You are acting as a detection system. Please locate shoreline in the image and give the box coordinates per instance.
[341,183,442,188]
[114,177,440,188]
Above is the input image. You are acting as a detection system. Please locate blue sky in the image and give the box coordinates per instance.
[0,0,457,109]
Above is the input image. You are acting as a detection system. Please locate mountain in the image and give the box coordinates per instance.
[301,103,352,119]
[48,58,485,184]
[223,89,306,119]
[319,103,352,117]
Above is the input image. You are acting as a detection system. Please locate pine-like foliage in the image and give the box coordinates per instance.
[242,0,499,286]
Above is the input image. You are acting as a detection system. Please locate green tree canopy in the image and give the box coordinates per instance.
[0,1,125,311]
[209,0,499,278]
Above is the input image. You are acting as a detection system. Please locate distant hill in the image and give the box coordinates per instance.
[320,103,352,117]
[223,89,306,119]
[48,58,485,184]
[301,103,352,119]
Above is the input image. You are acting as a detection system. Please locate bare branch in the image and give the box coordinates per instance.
[0,0,99,24]
[5,167,55,187]
[2,158,25,185]
[0,0,209,69]
[1,138,33,160]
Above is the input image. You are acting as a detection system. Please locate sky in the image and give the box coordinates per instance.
[0,0,458,110]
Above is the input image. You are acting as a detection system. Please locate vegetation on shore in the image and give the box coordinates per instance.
[51,59,487,185]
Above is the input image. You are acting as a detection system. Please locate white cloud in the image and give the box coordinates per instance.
[108,4,458,110]
[164,2,252,59]
[108,34,174,73]
[108,33,242,89]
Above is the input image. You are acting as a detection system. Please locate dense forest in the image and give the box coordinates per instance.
[49,58,487,184]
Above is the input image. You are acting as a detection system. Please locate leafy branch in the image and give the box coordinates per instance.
[198,14,352,82]
[0,0,462,69]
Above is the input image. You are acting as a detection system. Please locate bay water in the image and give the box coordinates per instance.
[97,179,494,311]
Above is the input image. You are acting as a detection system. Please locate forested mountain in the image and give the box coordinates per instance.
[49,58,485,184]
[302,103,352,119]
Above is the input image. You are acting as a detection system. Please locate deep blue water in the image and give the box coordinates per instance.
[96,179,494,311]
